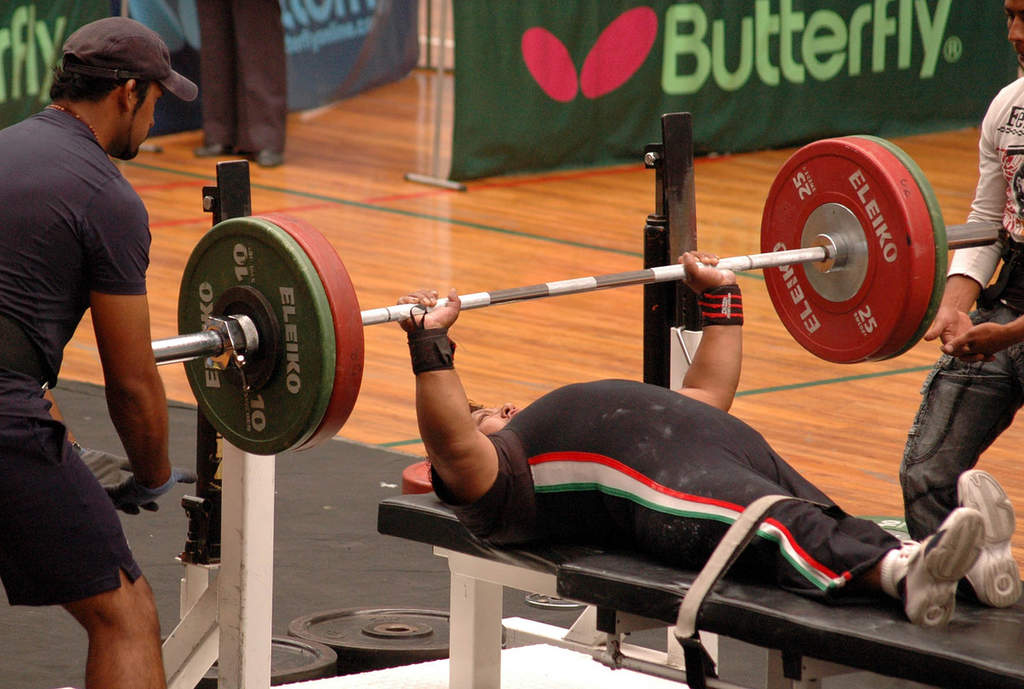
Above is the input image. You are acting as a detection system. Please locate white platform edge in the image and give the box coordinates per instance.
[279,644,688,689]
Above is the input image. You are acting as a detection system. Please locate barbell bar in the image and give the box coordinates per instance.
[153,315,258,366]
[154,245,847,365]
[153,219,996,365]
[153,212,1000,368]
[157,136,1002,455]
[358,221,997,327]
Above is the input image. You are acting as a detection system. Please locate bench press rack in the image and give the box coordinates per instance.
[160,161,279,689]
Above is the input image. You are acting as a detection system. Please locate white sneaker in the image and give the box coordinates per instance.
[958,470,1022,607]
[900,507,984,626]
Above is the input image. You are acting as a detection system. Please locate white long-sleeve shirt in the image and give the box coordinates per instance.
[949,76,1024,286]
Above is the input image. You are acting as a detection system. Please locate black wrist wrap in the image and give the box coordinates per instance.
[699,284,743,326]
[408,328,456,374]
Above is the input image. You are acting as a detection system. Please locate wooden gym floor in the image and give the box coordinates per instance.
[56,69,1023,565]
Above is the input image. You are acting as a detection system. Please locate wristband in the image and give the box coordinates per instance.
[699,284,743,326]
[408,328,456,374]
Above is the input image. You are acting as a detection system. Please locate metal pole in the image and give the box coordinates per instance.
[404,0,467,191]
[360,245,832,326]
[152,331,224,366]
[361,222,996,324]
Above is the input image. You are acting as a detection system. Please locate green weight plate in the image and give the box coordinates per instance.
[178,217,336,454]
[851,135,947,357]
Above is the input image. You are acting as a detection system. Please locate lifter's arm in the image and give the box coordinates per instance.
[400,289,499,503]
[675,252,742,412]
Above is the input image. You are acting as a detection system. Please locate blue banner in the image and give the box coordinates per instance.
[131,0,417,135]
[0,1,418,133]
[282,0,418,110]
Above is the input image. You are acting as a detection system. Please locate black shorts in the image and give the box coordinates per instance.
[0,372,141,606]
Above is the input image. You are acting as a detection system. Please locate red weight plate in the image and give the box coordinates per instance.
[401,460,433,495]
[259,214,364,450]
[850,135,946,357]
[844,137,939,358]
[760,137,937,363]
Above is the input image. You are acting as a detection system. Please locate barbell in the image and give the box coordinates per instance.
[154,136,1001,455]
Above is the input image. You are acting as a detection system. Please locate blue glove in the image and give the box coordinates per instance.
[74,445,197,514]
[106,467,198,514]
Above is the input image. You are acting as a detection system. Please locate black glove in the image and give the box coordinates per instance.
[75,445,197,515]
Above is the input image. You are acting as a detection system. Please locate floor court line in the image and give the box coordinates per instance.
[124,160,644,257]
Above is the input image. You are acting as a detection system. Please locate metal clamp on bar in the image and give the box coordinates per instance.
[152,314,258,367]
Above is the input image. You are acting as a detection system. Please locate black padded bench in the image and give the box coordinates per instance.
[378,493,1024,689]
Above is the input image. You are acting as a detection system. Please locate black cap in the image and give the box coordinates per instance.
[62,16,198,102]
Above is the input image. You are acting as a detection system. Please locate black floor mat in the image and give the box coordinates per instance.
[0,381,581,689]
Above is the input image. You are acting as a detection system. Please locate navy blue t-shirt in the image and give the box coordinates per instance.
[0,108,150,385]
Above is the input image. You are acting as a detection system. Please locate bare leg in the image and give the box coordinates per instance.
[64,570,165,689]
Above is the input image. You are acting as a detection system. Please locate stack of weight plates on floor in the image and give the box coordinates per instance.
[288,607,450,675]
[197,636,337,687]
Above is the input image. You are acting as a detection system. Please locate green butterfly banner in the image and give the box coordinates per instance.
[451,1,1018,180]
[0,1,107,128]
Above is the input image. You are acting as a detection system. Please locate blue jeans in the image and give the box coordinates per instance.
[901,304,1024,540]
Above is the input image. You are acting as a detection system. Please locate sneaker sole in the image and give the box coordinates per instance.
[923,509,984,582]
[958,470,1022,607]
[909,508,984,626]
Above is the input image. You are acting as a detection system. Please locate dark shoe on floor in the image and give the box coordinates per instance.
[194,143,234,157]
[254,150,284,168]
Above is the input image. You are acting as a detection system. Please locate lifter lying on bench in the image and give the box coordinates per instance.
[395,250,1021,628]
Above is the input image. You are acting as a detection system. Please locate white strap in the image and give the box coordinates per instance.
[674,494,814,639]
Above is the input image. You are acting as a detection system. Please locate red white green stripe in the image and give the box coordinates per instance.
[529,451,850,592]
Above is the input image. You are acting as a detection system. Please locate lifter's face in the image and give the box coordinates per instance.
[1007,0,1024,64]
[472,403,518,435]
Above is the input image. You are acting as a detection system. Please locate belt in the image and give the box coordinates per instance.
[0,312,47,384]
[979,234,1024,311]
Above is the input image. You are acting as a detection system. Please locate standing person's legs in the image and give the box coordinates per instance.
[64,571,165,689]
[0,386,165,689]
[901,307,1024,540]
[230,0,287,157]
[196,0,239,151]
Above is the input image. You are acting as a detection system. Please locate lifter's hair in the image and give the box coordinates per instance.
[50,57,151,113]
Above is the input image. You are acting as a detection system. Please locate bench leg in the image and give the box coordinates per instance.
[449,569,503,689]
[767,649,853,688]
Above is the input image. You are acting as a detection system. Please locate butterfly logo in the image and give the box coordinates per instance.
[520,7,658,103]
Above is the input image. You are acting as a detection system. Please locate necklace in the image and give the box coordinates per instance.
[47,103,99,141]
